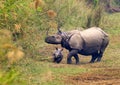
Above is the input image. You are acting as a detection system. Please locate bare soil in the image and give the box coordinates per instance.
[65,68,120,85]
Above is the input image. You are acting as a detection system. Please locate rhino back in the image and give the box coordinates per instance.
[80,27,107,54]
[80,27,107,44]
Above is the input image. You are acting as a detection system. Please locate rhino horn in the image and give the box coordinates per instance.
[57,20,63,34]
[46,27,50,37]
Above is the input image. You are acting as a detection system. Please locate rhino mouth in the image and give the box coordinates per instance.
[45,36,60,44]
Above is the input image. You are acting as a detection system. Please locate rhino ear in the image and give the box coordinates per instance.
[55,47,58,50]
[57,20,64,34]
[61,48,63,51]
[57,28,62,34]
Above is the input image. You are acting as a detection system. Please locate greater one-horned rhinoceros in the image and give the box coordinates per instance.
[53,47,63,63]
[45,27,109,64]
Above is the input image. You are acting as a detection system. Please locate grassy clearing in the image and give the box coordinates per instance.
[15,58,91,85]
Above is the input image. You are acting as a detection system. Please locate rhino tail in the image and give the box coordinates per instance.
[96,27,109,37]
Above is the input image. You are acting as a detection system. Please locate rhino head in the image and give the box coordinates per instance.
[45,28,63,44]
[45,34,62,44]
[53,47,63,63]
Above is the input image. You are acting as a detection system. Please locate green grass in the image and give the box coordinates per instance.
[100,13,120,35]
[51,66,89,75]
[14,58,91,85]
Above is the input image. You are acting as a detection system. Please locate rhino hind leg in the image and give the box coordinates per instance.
[90,52,98,63]
[67,50,79,64]
[97,37,109,62]
[96,51,103,62]
[96,45,107,62]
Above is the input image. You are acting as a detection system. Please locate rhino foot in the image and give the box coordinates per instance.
[89,61,95,63]
[76,62,80,65]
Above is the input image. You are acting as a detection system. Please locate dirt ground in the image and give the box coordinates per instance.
[65,68,120,85]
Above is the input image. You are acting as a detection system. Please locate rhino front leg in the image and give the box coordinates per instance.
[67,50,78,64]
[74,54,79,64]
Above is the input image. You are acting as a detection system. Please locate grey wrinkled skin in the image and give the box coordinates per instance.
[53,48,63,63]
[45,27,109,64]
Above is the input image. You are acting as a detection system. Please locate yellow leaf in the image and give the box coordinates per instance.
[14,24,21,33]
[47,10,57,18]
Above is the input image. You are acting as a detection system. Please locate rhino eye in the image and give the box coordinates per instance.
[53,54,55,56]
[52,36,55,38]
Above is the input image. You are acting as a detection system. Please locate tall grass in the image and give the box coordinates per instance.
[100,13,120,35]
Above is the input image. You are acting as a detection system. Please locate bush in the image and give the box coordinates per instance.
[0,29,12,62]
[0,69,26,85]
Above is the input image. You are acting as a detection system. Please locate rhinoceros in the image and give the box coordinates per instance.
[45,27,109,64]
[53,47,63,63]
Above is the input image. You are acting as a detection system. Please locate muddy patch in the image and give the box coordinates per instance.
[65,68,120,85]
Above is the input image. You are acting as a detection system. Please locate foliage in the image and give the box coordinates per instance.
[0,29,12,62]
[0,29,24,66]
[0,69,26,85]
[0,0,115,60]
[111,0,120,6]
[0,69,18,85]
[0,29,25,85]
[0,0,93,59]
[44,0,92,29]
[100,13,120,35]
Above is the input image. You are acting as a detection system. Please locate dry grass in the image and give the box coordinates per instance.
[47,10,57,18]
[40,71,54,83]
[7,47,24,65]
